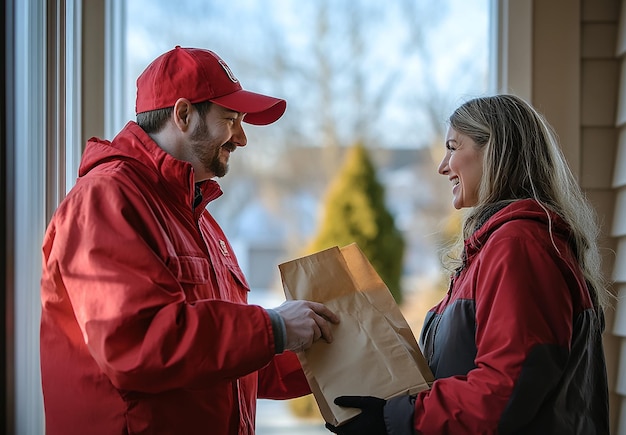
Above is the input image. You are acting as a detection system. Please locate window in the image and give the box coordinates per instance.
[8,0,82,433]
[4,0,493,433]
[112,1,491,432]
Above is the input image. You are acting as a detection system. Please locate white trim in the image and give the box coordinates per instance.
[10,1,83,432]
[492,0,533,101]
[13,0,46,432]
[65,0,83,193]
[105,0,126,138]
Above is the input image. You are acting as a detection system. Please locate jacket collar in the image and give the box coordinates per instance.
[464,199,571,261]
[79,121,224,210]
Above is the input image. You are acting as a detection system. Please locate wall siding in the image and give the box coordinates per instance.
[611,1,626,433]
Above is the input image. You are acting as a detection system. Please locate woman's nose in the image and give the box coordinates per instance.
[438,155,449,175]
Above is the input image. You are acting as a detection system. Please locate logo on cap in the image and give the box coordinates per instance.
[218,60,239,84]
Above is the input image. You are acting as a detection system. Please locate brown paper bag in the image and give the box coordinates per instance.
[278,243,434,426]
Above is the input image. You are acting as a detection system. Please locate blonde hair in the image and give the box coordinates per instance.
[444,94,610,309]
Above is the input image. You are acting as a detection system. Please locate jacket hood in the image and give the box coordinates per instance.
[465,199,573,259]
[79,121,223,208]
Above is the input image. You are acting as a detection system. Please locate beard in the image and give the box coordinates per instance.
[190,116,230,178]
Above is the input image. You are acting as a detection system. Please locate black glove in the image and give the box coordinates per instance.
[325,396,387,435]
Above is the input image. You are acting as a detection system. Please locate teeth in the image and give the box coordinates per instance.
[451,178,459,186]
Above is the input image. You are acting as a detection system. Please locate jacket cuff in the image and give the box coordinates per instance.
[266,309,287,354]
[384,394,416,435]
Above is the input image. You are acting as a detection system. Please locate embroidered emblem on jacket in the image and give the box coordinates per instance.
[219,240,230,257]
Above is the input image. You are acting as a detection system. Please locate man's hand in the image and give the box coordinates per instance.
[325,396,387,435]
[273,300,339,352]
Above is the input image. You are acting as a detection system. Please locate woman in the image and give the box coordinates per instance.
[326,95,611,434]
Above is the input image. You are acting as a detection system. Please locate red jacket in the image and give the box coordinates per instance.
[384,199,609,434]
[40,121,310,435]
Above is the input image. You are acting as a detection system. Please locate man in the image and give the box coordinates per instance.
[40,46,338,435]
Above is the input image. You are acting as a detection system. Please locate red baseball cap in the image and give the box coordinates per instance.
[135,46,286,125]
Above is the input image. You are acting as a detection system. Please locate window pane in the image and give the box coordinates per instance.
[114,0,490,432]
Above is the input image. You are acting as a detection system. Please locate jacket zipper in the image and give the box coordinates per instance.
[427,277,455,362]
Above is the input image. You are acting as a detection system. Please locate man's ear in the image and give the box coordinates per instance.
[173,98,193,132]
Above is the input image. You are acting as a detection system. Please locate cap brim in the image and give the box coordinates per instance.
[210,90,286,126]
